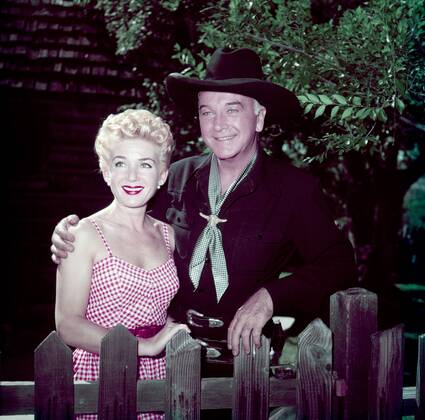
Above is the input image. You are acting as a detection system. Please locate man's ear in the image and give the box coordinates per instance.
[255,107,266,133]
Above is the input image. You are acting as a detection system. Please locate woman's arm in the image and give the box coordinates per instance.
[55,219,107,354]
[55,219,189,356]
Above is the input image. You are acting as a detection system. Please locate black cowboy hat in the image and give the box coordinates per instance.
[165,47,301,125]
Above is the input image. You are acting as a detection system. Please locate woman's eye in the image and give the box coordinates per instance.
[140,162,152,168]
[114,161,125,167]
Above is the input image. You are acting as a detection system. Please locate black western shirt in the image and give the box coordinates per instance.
[150,149,357,338]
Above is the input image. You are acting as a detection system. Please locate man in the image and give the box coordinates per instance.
[51,47,357,363]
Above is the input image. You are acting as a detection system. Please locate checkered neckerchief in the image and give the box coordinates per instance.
[189,152,257,302]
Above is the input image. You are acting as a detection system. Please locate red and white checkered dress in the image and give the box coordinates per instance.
[73,218,179,419]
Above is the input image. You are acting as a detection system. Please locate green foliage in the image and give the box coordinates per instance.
[74,0,423,166]
[71,0,216,152]
[172,0,421,164]
[403,175,425,231]
[396,283,425,292]
[406,0,425,109]
[70,0,425,291]
[73,0,162,55]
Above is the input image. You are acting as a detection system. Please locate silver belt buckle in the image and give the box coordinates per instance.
[195,338,222,359]
[186,309,224,328]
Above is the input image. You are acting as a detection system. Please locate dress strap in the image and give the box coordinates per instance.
[161,222,173,257]
[89,218,113,257]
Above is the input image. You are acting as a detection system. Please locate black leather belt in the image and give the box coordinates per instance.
[186,309,224,328]
[186,309,232,364]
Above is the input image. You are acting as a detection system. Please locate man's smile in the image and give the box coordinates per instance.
[215,135,236,141]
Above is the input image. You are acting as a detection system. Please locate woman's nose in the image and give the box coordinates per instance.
[127,165,138,181]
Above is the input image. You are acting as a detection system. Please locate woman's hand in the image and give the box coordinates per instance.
[137,319,190,357]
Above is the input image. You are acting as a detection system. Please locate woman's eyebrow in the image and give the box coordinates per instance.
[112,156,155,162]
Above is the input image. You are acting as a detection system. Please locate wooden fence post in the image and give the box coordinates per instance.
[232,335,270,420]
[98,324,138,420]
[417,334,424,420]
[296,318,333,420]
[34,331,74,420]
[330,287,378,419]
[165,330,201,420]
[368,324,404,419]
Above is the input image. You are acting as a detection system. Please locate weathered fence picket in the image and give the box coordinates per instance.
[34,331,74,420]
[232,335,270,420]
[417,334,424,419]
[330,287,378,419]
[0,288,422,419]
[296,318,332,420]
[165,329,201,419]
[98,324,138,420]
[368,324,404,420]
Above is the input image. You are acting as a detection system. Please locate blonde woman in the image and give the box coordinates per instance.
[55,109,189,419]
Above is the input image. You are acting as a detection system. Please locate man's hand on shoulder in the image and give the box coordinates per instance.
[51,214,80,264]
[227,288,273,356]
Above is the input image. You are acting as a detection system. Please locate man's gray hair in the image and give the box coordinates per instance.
[253,99,265,115]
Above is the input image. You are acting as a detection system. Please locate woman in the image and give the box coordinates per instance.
[55,109,189,419]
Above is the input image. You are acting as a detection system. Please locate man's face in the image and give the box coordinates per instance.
[198,91,266,164]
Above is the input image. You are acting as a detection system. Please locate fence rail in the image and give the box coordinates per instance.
[1,288,423,419]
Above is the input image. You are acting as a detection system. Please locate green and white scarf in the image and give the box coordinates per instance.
[189,152,257,302]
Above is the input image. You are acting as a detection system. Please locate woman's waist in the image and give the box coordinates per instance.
[128,324,164,338]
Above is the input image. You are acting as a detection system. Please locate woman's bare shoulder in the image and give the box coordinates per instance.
[57,218,101,269]
[149,216,173,232]
[69,217,97,240]
[150,217,175,252]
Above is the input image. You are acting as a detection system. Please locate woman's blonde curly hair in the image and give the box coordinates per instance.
[95,109,174,174]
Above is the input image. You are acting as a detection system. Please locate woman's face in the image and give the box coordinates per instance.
[103,138,168,209]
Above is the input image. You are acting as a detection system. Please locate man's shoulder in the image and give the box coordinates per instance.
[167,154,209,188]
[170,154,209,173]
[164,154,210,193]
[263,153,317,189]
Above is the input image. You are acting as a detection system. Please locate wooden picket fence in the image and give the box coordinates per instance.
[0,288,423,419]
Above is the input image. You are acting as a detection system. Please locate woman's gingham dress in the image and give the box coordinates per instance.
[73,218,179,419]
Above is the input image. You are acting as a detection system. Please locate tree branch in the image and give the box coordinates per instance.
[245,34,344,71]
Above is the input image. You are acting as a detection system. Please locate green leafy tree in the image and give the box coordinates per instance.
[73,0,215,157]
[171,0,425,295]
[73,0,424,302]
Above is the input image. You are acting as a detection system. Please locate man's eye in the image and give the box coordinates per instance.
[227,108,239,114]
[200,110,213,117]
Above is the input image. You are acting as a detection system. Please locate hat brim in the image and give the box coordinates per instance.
[165,73,301,126]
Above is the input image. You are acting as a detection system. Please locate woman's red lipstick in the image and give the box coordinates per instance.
[122,185,144,195]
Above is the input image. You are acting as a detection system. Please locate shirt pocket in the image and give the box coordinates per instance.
[229,225,285,272]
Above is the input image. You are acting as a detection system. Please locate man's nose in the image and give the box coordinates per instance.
[213,113,227,131]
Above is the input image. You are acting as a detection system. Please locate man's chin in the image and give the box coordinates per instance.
[210,148,238,161]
